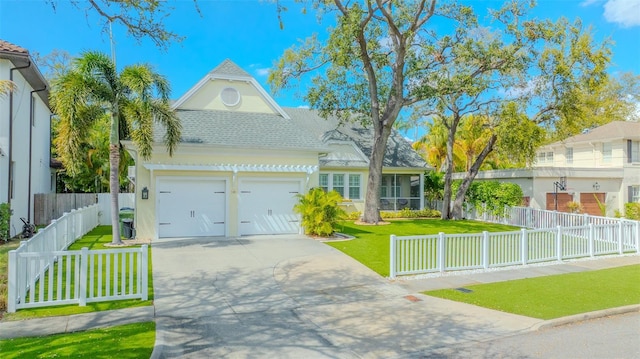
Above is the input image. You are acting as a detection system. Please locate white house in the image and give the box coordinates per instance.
[0,40,53,237]
[456,121,640,216]
[125,59,429,240]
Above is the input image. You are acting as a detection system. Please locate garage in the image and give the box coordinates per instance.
[238,179,301,235]
[546,193,572,212]
[157,178,227,238]
[580,192,605,216]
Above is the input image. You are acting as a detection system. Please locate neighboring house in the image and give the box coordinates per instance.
[454,121,640,216]
[125,59,429,239]
[0,40,53,237]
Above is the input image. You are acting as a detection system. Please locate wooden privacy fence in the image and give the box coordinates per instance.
[390,207,640,278]
[8,246,148,312]
[34,193,97,226]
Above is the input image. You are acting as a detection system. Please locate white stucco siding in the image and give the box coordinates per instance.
[0,61,52,237]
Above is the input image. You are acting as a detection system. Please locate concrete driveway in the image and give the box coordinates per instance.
[151,235,540,358]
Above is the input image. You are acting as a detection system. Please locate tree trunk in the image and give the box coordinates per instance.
[441,117,460,220]
[362,124,392,223]
[109,111,122,245]
[451,134,497,219]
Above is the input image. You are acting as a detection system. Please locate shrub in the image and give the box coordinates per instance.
[0,203,10,242]
[566,201,583,214]
[294,188,346,236]
[625,203,640,220]
[345,211,362,221]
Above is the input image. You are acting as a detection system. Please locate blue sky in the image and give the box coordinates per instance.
[1,0,639,115]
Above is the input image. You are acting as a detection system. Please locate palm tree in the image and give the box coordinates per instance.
[0,80,17,97]
[51,51,181,244]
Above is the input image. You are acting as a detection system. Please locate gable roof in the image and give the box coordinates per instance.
[208,59,252,77]
[549,121,640,147]
[0,39,49,108]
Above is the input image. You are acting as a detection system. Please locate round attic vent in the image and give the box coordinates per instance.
[221,87,240,107]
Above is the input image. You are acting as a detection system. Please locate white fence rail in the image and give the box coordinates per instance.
[467,206,622,228]
[390,207,640,278]
[8,246,148,312]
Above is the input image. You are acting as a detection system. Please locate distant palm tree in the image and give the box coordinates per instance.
[0,80,17,97]
[51,51,181,244]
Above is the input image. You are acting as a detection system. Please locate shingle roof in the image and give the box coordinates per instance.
[0,39,28,55]
[154,107,429,170]
[208,59,252,78]
[557,121,640,145]
[284,107,429,169]
[154,109,327,151]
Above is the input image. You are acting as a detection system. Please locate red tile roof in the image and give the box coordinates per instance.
[0,39,29,55]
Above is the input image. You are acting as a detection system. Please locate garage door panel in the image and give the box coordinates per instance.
[157,178,226,238]
[239,180,301,235]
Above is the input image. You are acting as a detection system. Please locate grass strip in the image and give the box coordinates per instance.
[424,264,640,319]
[0,321,155,359]
[328,219,519,276]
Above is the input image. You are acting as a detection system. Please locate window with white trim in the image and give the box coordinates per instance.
[319,173,362,200]
[630,140,640,163]
[349,174,360,199]
[603,142,612,163]
[631,186,640,203]
[546,152,554,163]
[319,174,329,192]
[565,147,573,165]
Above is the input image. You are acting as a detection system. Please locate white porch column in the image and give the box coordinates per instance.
[419,172,425,210]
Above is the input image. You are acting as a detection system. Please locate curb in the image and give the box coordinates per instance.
[533,304,640,331]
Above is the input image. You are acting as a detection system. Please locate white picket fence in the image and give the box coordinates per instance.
[389,207,640,278]
[7,203,148,312]
[8,246,148,312]
[468,206,622,228]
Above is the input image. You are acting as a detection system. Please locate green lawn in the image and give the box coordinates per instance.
[425,264,640,319]
[3,226,153,321]
[0,321,155,358]
[328,219,519,277]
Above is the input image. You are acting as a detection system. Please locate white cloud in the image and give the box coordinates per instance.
[255,68,270,77]
[603,0,640,27]
[582,0,640,27]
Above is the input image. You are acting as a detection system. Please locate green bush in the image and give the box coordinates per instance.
[625,203,640,220]
[380,208,441,219]
[0,203,10,242]
[345,211,362,220]
[294,188,346,236]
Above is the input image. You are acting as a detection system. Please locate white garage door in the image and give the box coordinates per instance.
[238,179,301,235]
[157,178,226,238]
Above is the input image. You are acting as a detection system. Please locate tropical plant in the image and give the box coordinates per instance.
[50,51,181,244]
[593,194,607,217]
[0,203,10,241]
[566,201,584,214]
[294,188,346,237]
[465,181,523,217]
[625,203,640,220]
[0,80,16,97]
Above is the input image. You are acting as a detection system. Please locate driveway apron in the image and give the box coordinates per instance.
[152,235,540,358]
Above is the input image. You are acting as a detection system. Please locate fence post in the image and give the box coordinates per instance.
[141,245,149,301]
[390,235,396,279]
[636,221,640,254]
[482,231,489,269]
[589,223,594,257]
[556,225,562,262]
[79,247,88,306]
[8,250,17,313]
[583,213,589,226]
[521,228,528,265]
[618,221,624,254]
[438,232,446,272]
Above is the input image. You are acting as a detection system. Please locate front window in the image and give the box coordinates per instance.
[348,174,360,199]
[319,173,360,200]
[565,147,573,165]
[380,174,421,210]
[603,142,612,163]
[632,186,640,203]
[332,174,345,197]
[630,141,640,163]
[546,152,554,163]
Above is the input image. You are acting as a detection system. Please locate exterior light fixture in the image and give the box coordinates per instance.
[141,187,149,200]
[593,182,600,191]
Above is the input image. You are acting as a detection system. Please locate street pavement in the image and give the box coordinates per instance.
[1,235,638,359]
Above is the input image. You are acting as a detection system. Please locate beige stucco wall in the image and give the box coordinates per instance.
[179,79,278,114]
[129,144,320,239]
